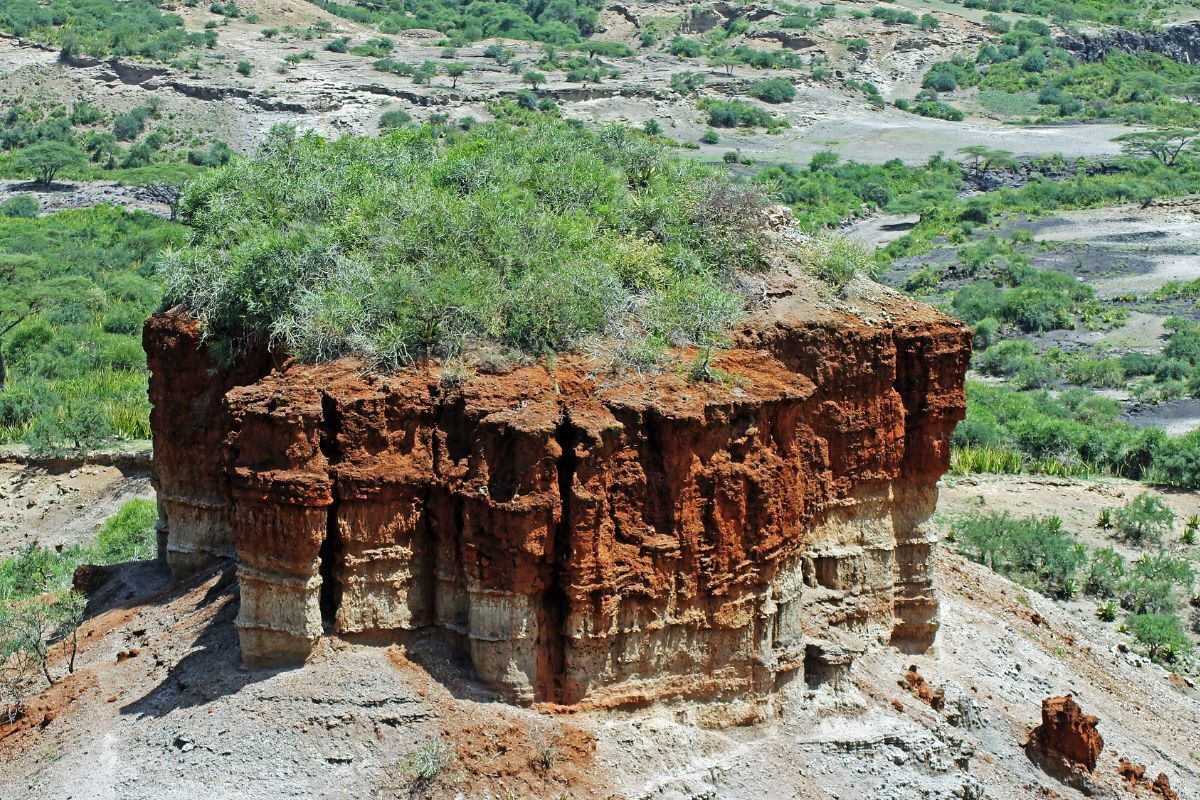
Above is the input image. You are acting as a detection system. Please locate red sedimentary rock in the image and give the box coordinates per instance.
[901,665,945,711]
[1034,696,1104,772]
[1119,758,1179,799]
[145,283,970,706]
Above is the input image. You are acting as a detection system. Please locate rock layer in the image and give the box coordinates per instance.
[145,284,970,706]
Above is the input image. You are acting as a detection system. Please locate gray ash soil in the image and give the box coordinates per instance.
[3,516,1198,800]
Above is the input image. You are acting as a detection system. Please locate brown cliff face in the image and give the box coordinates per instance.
[145,279,970,707]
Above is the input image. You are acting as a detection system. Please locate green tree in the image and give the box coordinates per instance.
[523,70,546,89]
[413,60,438,85]
[709,52,737,76]
[958,146,1015,177]
[14,142,87,187]
[1168,79,1200,104]
[445,62,469,89]
[1114,129,1200,166]
[1127,612,1193,663]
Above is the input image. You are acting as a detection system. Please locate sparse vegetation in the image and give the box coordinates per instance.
[1,499,157,721]
[951,511,1086,598]
[399,738,454,789]
[952,508,1196,664]
[1111,493,1175,545]
[312,0,602,45]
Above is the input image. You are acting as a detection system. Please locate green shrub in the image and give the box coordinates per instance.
[1112,493,1175,544]
[1149,429,1200,487]
[161,121,776,367]
[700,129,719,145]
[951,511,1086,598]
[912,100,964,121]
[1127,612,1193,663]
[746,77,796,104]
[698,98,785,129]
[670,71,706,95]
[754,153,962,232]
[380,110,413,129]
[0,195,38,219]
[1084,547,1125,598]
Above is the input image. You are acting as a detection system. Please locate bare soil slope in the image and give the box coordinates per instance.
[2,538,1196,799]
[0,451,153,559]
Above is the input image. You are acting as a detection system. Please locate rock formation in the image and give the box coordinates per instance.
[1032,695,1104,773]
[1119,759,1179,800]
[1058,20,1200,64]
[145,277,970,707]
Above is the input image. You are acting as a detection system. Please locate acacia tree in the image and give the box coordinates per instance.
[1168,79,1200,104]
[710,51,737,76]
[523,70,546,90]
[1114,128,1200,166]
[445,62,468,89]
[957,145,1015,177]
[14,141,87,186]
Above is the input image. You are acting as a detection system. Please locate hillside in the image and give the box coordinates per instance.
[2,0,1200,798]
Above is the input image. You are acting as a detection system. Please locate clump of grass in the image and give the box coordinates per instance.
[949,444,1096,479]
[793,235,879,289]
[400,738,454,789]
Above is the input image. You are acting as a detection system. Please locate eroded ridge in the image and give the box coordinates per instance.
[145,287,970,707]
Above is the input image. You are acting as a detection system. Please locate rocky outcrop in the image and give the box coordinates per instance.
[145,280,970,707]
[143,310,273,577]
[1032,695,1104,772]
[1058,21,1200,64]
[1119,759,1179,799]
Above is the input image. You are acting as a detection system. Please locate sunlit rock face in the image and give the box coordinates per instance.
[145,283,970,707]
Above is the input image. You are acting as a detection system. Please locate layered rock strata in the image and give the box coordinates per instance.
[145,284,970,706]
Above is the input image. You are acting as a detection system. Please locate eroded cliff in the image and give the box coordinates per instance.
[145,275,970,708]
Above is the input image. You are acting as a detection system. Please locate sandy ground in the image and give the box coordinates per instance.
[937,472,1200,563]
[1024,199,1200,298]
[0,453,154,559]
